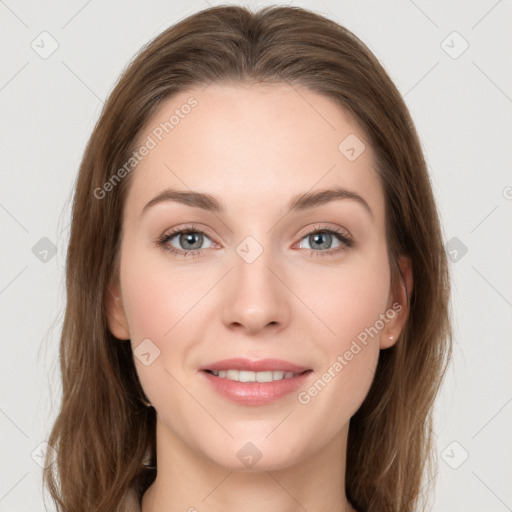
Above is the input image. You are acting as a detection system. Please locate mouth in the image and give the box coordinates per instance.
[199,358,313,405]
[203,368,311,382]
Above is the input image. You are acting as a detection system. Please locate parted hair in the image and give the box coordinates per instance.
[43,5,452,512]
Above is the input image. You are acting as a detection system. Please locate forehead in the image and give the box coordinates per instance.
[125,82,384,222]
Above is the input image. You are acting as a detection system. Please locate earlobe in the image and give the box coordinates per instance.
[381,333,396,350]
[380,255,413,349]
[104,280,130,340]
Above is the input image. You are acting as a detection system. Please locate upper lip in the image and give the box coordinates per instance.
[200,358,311,373]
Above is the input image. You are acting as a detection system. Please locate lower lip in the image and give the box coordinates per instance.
[201,370,312,405]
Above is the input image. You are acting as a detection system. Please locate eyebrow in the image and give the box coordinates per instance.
[142,185,373,219]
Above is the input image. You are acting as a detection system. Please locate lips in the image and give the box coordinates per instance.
[206,369,300,382]
[200,357,311,373]
[199,358,313,405]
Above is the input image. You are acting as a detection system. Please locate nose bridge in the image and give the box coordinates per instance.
[221,232,289,332]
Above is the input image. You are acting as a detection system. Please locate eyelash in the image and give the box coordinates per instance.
[155,224,354,259]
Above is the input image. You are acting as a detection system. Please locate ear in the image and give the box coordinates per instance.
[380,255,413,349]
[104,277,130,340]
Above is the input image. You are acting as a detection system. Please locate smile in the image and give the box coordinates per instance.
[204,369,305,382]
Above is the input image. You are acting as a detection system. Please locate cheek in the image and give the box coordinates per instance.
[121,235,389,408]
[302,257,391,346]
[121,249,207,344]
[118,246,206,383]
[294,254,389,410]
[120,254,210,414]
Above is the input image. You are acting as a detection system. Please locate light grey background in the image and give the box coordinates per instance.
[1,0,511,510]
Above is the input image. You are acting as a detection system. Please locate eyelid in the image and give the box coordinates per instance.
[159,223,217,242]
[156,223,354,257]
[297,223,353,245]
[155,223,217,256]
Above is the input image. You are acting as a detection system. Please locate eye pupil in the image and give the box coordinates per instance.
[310,232,332,250]
[180,232,203,250]
[161,227,347,257]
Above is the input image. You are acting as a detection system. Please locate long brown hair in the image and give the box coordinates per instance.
[43,5,452,511]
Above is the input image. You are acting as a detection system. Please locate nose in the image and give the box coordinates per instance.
[221,239,290,335]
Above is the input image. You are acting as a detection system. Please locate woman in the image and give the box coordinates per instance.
[43,5,452,512]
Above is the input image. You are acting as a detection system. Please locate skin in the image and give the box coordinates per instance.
[106,82,413,512]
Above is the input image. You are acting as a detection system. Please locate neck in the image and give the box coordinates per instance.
[141,415,356,512]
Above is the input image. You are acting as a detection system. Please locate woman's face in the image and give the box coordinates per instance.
[107,82,410,471]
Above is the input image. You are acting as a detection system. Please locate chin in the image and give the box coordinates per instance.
[200,433,311,473]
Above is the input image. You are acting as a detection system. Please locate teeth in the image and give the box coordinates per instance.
[209,369,298,382]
